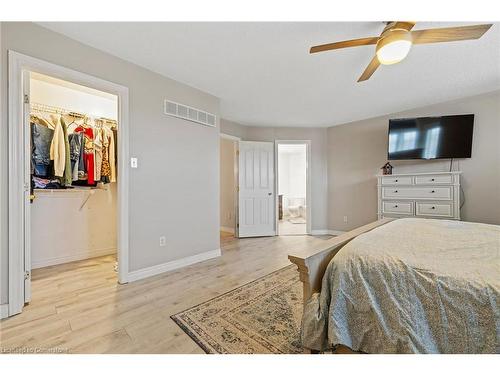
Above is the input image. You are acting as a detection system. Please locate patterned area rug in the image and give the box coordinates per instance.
[171,265,303,354]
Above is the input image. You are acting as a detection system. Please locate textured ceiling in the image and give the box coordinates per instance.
[39,22,500,127]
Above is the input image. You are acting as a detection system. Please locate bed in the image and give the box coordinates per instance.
[288,218,500,353]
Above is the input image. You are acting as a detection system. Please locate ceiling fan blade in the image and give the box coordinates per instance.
[411,24,492,45]
[310,36,379,54]
[358,55,380,82]
[392,21,417,31]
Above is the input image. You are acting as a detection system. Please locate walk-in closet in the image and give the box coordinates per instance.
[29,72,119,270]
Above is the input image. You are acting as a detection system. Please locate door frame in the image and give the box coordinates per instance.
[7,51,130,316]
[274,140,312,236]
[219,133,240,236]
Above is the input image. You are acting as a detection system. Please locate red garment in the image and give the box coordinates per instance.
[75,126,95,184]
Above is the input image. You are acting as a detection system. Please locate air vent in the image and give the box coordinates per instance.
[164,100,216,128]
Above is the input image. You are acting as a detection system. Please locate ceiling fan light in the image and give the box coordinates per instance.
[376,40,412,65]
[376,29,413,65]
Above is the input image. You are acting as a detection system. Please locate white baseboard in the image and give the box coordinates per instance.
[32,247,116,269]
[0,304,9,319]
[127,248,222,283]
[220,226,235,234]
[310,229,346,236]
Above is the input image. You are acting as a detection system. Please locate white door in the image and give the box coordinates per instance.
[23,70,32,303]
[238,141,275,237]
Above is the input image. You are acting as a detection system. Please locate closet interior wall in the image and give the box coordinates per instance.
[29,72,118,269]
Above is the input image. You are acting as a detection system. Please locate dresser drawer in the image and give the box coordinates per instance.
[382,186,452,200]
[414,174,453,185]
[381,176,413,185]
[382,201,414,215]
[416,202,453,217]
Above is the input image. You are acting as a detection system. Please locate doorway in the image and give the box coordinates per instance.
[7,51,129,317]
[219,133,239,238]
[276,141,311,236]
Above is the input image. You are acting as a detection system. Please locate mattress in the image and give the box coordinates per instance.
[301,218,500,353]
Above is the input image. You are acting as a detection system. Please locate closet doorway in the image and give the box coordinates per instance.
[7,51,129,317]
[275,141,311,236]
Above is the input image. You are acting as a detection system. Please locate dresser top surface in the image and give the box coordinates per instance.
[377,171,462,177]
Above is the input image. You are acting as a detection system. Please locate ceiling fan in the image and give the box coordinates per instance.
[309,22,493,82]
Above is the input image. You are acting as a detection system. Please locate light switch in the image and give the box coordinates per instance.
[130,158,138,168]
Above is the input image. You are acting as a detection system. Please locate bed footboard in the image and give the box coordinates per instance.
[288,218,393,303]
[288,218,393,354]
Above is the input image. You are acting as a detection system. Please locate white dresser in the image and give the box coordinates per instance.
[377,171,461,220]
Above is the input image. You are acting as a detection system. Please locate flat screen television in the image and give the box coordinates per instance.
[388,114,474,160]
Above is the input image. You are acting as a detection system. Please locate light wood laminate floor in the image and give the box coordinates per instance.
[0,233,331,354]
[278,220,307,235]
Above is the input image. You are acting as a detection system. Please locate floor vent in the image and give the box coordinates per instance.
[164,100,216,127]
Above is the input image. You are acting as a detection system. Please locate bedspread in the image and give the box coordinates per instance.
[302,218,500,353]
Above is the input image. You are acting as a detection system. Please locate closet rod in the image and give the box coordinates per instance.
[30,102,117,125]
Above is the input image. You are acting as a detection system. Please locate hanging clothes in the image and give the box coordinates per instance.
[94,127,103,182]
[78,132,86,180]
[60,117,73,186]
[74,124,95,185]
[100,135,111,183]
[49,114,66,178]
[30,104,117,188]
[68,131,83,182]
[112,128,118,181]
[30,117,54,178]
[101,126,116,183]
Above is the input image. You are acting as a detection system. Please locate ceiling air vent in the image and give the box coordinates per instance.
[164,100,216,128]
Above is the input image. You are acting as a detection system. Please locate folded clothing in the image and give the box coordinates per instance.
[32,176,65,189]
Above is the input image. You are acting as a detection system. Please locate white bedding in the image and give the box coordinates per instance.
[301,218,500,353]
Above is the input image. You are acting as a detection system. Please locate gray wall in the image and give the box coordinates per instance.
[221,122,329,231]
[220,118,247,139]
[327,91,500,231]
[1,22,221,304]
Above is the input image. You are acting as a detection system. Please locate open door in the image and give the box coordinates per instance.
[23,70,32,303]
[238,141,275,237]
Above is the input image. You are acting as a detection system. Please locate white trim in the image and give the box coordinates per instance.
[7,51,130,317]
[0,304,9,320]
[220,226,235,234]
[310,229,346,236]
[220,132,241,141]
[31,248,116,270]
[127,249,222,283]
[275,140,312,236]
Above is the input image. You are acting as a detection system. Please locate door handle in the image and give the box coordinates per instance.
[268,192,272,196]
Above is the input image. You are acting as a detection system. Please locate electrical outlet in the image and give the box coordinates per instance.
[159,236,166,247]
[343,216,348,223]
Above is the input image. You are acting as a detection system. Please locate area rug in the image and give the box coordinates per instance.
[171,265,303,354]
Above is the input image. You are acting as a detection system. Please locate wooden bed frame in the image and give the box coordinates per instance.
[288,218,394,353]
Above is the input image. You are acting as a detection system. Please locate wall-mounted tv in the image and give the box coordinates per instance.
[388,114,474,160]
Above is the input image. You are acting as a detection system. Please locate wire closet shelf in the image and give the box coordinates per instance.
[30,102,118,126]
